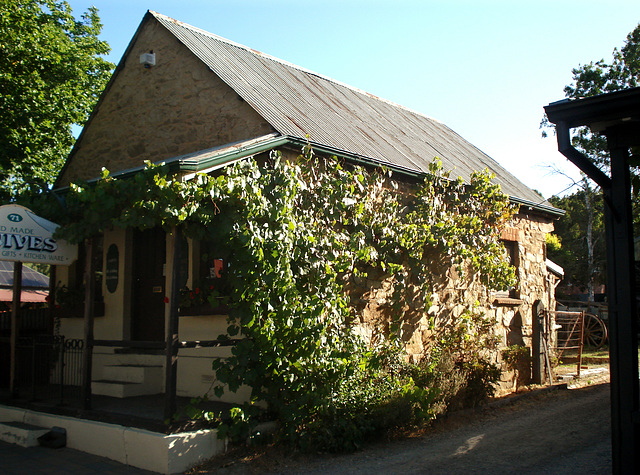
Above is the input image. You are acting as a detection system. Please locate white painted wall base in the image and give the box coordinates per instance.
[0,404,226,474]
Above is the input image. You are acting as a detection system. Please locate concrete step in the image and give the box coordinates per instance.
[92,362,164,397]
[0,421,49,447]
[102,364,163,384]
[110,353,165,366]
[91,352,165,398]
[92,379,163,398]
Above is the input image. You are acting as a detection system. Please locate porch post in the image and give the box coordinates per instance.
[9,261,22,396]
[47,265,56,335]
[81,238,96,410]
[603,144,640,473]
[164,226,181,421]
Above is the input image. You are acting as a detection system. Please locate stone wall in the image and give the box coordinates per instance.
[347,207,557,393]
[57,17,274,186]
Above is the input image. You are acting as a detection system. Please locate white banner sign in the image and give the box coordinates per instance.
[0,204,77,265]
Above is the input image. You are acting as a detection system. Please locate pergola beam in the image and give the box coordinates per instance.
[545,87,640,474]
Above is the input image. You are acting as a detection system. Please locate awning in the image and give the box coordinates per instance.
[546,259,565,278]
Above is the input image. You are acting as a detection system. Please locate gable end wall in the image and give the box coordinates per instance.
[58,17,274,186]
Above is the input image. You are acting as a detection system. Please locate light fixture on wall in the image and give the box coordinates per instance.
[140,50,156,68]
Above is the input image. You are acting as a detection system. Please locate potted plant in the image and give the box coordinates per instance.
[178,278,229,316]
[53,284,105,318]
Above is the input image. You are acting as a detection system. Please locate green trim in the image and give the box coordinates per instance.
[52,135,290,193]
[509,196,565,217]
[176,135,290,172]
[284,136,564,217]
[52,134,563,217]
[284,136,424,179]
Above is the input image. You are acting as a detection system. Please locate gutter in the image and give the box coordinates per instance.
[543,98,612,191]
[177,135,289,173]
[284,136,563,216]
[554,120,611,191]
[284,136,424,179]
[51,135,290,192]
[510,196,565,217]
[52,133,564,217]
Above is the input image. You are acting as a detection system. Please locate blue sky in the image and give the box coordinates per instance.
[67,0,640,199]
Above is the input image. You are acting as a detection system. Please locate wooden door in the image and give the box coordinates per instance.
[132,228,166,341]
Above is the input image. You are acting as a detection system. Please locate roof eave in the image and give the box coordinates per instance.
[178,135,290,173]
[51,134,289,193]
[285,136,564,217]
[52,134,564,217]
[509,196,565,217]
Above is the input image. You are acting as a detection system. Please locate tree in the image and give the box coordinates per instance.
[542,22,640,172]
[542,22,640,302]
[547,179,606,301]
[0,0,113,201]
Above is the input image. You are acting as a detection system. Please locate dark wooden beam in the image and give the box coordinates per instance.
[47,265,56,335]
[81,238,96,411]
[545,88,640,474]
[531,300,545,385]
[554,121,611,190]
[603,144,640,473]
[9,261,22,397]
[164,227,182,422]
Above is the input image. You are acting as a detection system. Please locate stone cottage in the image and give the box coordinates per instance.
[51,11,563,403]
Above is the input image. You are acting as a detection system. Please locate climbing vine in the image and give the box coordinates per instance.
[31,146,517,451]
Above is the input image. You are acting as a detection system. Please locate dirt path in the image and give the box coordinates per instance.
[289,384,611,474]
[199,382,612,474]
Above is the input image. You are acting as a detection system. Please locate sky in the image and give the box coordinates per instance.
[66,0,640,199]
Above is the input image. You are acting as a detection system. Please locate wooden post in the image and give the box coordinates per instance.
[603,144,640,473]
[531,300,545,385]
[164,226,182,421]
[81,238,96,410]
[9,261,22,397]
[47,265,56,335]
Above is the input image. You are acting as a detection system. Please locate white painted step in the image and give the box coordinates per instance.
[110,353,165,366]
[0,421,49,447]
[92,363,164,397]
[102,364,163,384]
[92,379,162,398]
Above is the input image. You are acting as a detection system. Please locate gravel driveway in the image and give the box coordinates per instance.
[293,384,611,474]
[201,380,612,474]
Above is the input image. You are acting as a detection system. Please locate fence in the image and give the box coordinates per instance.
[1,335,83,404]
[549,310,585,377]
[0,308,50,333]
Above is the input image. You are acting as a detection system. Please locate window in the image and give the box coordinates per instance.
[55,234,104,317]
[496,238,520,300]
[197,239,230,297]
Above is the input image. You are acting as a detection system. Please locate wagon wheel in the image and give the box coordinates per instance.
[583,313,608,349]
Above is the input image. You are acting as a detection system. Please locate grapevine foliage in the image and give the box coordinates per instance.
[35,147,517,450]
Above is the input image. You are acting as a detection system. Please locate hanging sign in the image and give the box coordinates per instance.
[0,204,77,265]
[105,244,119,293]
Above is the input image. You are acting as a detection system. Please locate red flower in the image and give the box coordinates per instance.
[190,292,194,300]
[195,287,200,294]
[210,285,214,290]
[163,297,169,304]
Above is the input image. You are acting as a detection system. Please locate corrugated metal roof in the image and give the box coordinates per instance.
[0,261,49,289]
[151,11,554,210]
